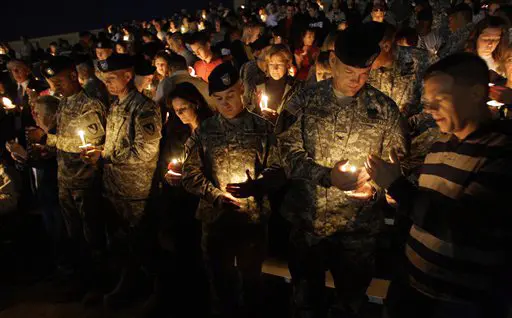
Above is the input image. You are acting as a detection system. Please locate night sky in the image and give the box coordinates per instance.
[1,0,216,42]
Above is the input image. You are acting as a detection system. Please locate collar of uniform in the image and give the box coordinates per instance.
[219,108,249,129]
[116,89,138,112]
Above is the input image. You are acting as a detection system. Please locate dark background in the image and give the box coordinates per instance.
[1,0,226,42]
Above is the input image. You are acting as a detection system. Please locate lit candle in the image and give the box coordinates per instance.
[488,83,495,87]
[167,159,182,176]
[289,66,296,77]
[77,130,91,148]
[123,35,129,41]
[198,22,206,31]
[260,14,267,22]
[2,97,16,110]
[340,162,357,173]
[188,66,197,77]
[241,5,245,9]
[487,100,504,107]
[202,13,207,20]
[260,94,269,111]
[181,25,187,34]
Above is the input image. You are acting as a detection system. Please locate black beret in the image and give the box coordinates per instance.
[40,56,75,78]
[97,54,134,73]
[96,39,113,49]
[208,62,239,95]
[134,55,156,76]
[334,25,381,69]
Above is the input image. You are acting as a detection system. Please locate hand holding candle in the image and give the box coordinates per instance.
[331,160,369,191]
[78,130,92,149]
[165,158,183,186]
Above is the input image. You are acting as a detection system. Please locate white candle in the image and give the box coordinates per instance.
[78,130,88,147]
[488,83,495,87]
[260,94,269,111]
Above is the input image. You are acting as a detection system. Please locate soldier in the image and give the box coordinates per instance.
[25,56,107,301]
[182,62,283,318]
[74,54,111,108]
[80,54,162,309]
[368,22,430,118]
[275,25,409,317]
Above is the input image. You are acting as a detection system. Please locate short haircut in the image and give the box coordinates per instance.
[34,95,60,117]
[169,32,185,45]
[265,44,293,66]
[185,31,210,46]
[423,53,490,90]
[7,59,30,70]
[449,3,473,23]
[154,50,187,72]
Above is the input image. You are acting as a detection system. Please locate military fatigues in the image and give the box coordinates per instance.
[182,109,277,316]
[241,60,267,110]
[368,46,430,118]
[101,89,161,267]
[83,76,111,109]
[276,79,409,317]
[46,90,106,254]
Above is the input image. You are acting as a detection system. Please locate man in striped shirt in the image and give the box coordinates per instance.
[366,53,512,318]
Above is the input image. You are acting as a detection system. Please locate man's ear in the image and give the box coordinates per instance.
[329,51,337,69]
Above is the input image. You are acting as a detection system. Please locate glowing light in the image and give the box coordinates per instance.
[241,5,245,9]
[188,66,197,77]
[260,94,269,111]
[340,162,357,173]
[181,25,187,34]
[488,83,495,87]
[487,100,504,107]
[167,158,182,176]
[77,130,91,148]
[123,35,129,41]
[260,14,267,22]
[289,66,296,77]
[2,97,15,110]
[198,22,206,31]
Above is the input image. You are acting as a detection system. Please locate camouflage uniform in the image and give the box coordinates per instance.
[368,46,430,117]
[45,90,106,251]
[182,109,277,316]
[276,79,409,316]
[438,23,475,59]
[101,89,161,262]
[240,60,267,111]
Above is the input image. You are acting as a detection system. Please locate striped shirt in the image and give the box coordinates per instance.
[388,121,512,303]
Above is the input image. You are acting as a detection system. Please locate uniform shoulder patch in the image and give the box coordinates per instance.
[138,114,161,142]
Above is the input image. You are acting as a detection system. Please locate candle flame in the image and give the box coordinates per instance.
[488,83,495,87]
[181,25,187,34]
[123,35,129,41]
[2,97,15,109]
[340,162,357,173]
[188,66,197,77]
[487,100,504,107]
[241,5,245,9]
[260,94,269,111]
[78,130,87,147]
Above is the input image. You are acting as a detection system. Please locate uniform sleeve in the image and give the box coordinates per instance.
[0,169,19,214]
[182,131,224,205]
[276,92,332,187]
[80,99,107,148]
[260,126,287,193]
[110,101,162,164]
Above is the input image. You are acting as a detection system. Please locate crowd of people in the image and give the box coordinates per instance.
[0,0,511,317]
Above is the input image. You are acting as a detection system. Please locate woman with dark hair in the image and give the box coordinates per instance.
[465,16,509,74]
[154,82,214,316]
